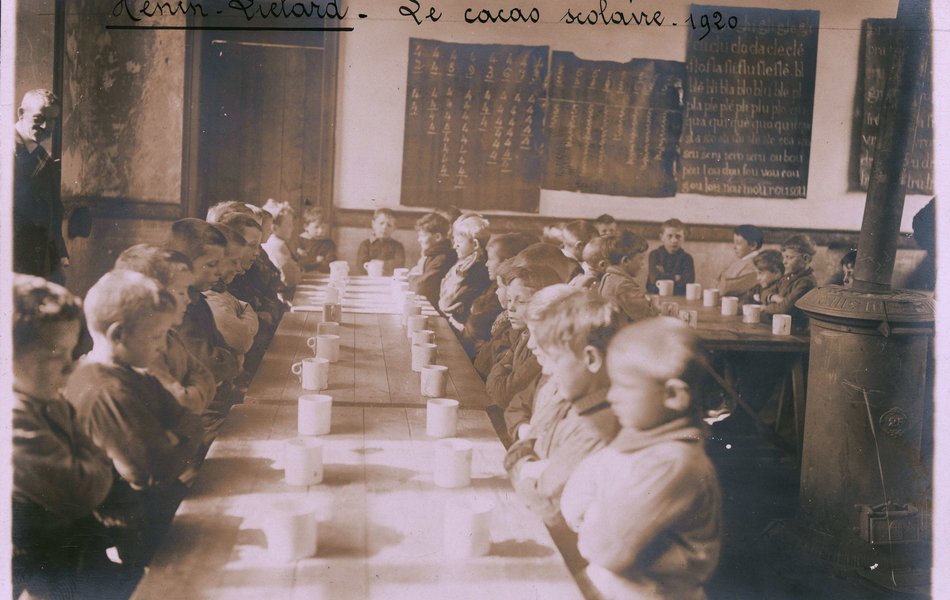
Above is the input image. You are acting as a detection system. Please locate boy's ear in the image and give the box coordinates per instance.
[105,322,125,345]
[584,345,604,373]
[663,378,691,413]
[803,254,813,265]
[472,238,482,250]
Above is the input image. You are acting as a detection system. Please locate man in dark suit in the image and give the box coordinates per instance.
[14,89,68,283]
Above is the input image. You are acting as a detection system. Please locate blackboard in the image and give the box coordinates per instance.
[400,39,548,213]
[543,52,685,197]
[852,19,933,195]
[679,5,820,198]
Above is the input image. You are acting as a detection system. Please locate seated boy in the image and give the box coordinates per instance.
[206,224,260,367]
[486,264,562,408]
[647,218,695,295]
[63,270,204,564]
[716,224,763,297]
[261,199,303,291]
[763,234,818,330]
[561,318,722,600]
[738,250,784,305]
[12,275,126,598]
[592,213,619,237]
[166,218,241,385]
[439,214,492,330]
[560,219,599,264]
[114,245,216,417]
[473,257,516,380]
[460,232,537,358]
[590,231,655,323]
[357,207,405,275]
[407,211,457,310]
[513,242,583,283]
[503,288,622,527]
[841,250,857,287]
[297,205,337,273]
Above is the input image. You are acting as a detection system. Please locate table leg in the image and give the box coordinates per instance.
[790,353,806,455]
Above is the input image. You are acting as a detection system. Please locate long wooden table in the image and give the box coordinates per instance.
[131,404,585,600]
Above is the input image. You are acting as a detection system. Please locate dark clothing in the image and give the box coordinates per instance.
[474,313,512,380]
[357,237,405,275]
[647,247,695,295]
[177,288,241,384]
[228,255,286,375]
[298,237,338,273]
[13,130,67,280]
[64,361,203,490]
[486,328,542,409]
[763,267,818,331]
[504,371,546,441]
[408,239,457,310]
[439,248,491,326]
[459,281,503,358]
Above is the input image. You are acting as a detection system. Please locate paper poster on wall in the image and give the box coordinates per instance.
[679,5,820,198]
[542,52,685,198]
[851,19,933,195]
[400,39,548,213]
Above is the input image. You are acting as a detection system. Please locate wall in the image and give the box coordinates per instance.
[333,0,931,234]
[14,0,56,114]
[58,1,186,295]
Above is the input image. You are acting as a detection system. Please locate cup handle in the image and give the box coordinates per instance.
[363,262,370,271]
[292,362,302,375]
[307,337,317,349]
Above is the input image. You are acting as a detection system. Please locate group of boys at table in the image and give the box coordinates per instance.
[11,199,826,600]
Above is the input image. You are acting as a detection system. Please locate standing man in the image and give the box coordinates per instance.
[14,89,68,283]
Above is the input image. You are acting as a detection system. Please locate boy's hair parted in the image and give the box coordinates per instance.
[593,213,617,226]
[453,214,492,247]
[781,234,817,257]
[263,199,295,226]
[168,218,228,261]
[83,270,176,337]
[502,264,562,290]
[13,274,84,353]
[372,207,396,221]
[608,317,696,383]
[206,200,253,223]
[564,220,599,244]
[415,212,451,236]
[487,232,539,261]
[211,223,248,248]
[733,224,764,250]
[603,230,649,265]
[753,249,784,274]
[114,244,192,287]
[531,287,623,356]
[661,218,687,232]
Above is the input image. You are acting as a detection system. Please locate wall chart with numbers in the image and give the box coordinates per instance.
[400,38,548,213]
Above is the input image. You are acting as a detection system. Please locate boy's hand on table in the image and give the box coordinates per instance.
[516,423,531,441]
[518,459,550,481]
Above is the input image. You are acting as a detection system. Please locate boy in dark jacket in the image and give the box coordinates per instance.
[408,211,457,310]
[764,234,818,330]
[647,218,695,295]
[439,214,492,331]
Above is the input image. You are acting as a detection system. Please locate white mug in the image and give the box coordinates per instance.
[402,303,422,326]
[685,283,702,301]
[742,304,762,324]
[393,268,410,280]
[324,286,341,304]
[703,288,720,308]
[426,397,458,436]
[444,498,493,559]
[309,334,340,363]
[678,309,698,329]
[661,301,680,317]
[292,358,329,391]
[421,365,449,398]
[412,329,436,345]
[284,437,324,486]
[772,314,792,335]
[657,279,675,297]
[364,259,385,277]
[298,394,333,436]
[323,302,342,323]
[721,296,739,316]
[266,500,318,560]
[329,260,350,273]
[317,321,339,336]
[412,342,438,372]
[433,438,473,488]
[407,314,429,339]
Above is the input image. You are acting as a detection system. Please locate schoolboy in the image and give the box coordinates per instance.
[357,207,405,275]
[647,218,695,295]
[439,214,492,329]
[561,318,722,600]
[561,219,599,263]
[12,275,125,598]
[407,211,457,310]
[114,245,216,417]
[63,271,204,564]
[261,199,303,290]
[486,264,562,408]
[166,218,241,385]
[297,205,338,273]
[763,234,818,329]
[512,242,583,283]
[591,231,655,323]
[460,232,537,357]
[593,213,619,237]
[841,250,857,287]
[206,224,260,366]
[473,257,516,379]
[716,224,763,297]
[503,288,622,527]
[738,250,784,305]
